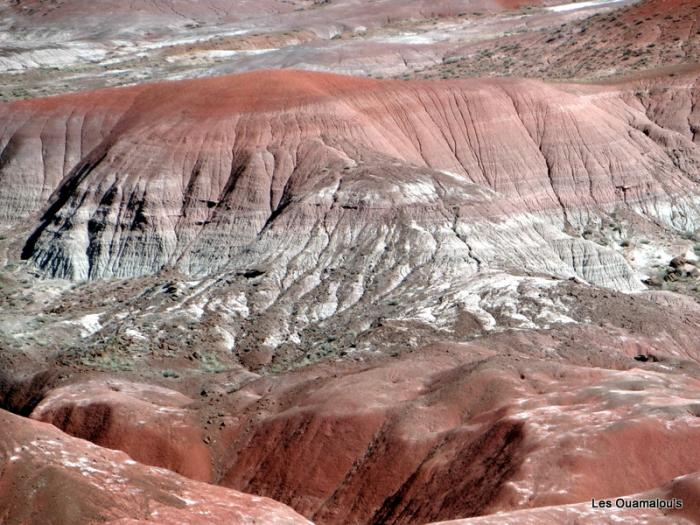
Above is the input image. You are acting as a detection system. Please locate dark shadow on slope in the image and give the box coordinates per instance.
[20,149,109,262]
[370,418,526,525]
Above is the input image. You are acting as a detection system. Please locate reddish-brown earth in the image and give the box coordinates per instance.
[421,0,700,80]
[0,408,312,525]
[0,0,634,100]
[18,319,700,524]
[434,471,700,524]
[202,327,700,524]
[1,2,700,524]
[29,379,213,482]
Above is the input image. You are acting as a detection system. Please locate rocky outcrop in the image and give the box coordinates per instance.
[0,408,311,525]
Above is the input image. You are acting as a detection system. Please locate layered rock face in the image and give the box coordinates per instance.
[2,69,699,291]
[0,87,144,227]
[0,408,312,525]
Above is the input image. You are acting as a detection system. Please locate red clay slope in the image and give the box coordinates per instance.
[13,286,700,525]
[204,329,700,524]
[434,471,700,524]
[0,408,311,525]
[29,379,213,482]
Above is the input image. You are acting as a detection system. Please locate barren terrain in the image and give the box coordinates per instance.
[1,0,700,524]
[0,0,648,100]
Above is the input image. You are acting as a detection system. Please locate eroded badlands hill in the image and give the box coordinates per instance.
[1,66,700,525]
[2,67,700,372]
[13,322,700,524]
[1,69,698,286]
